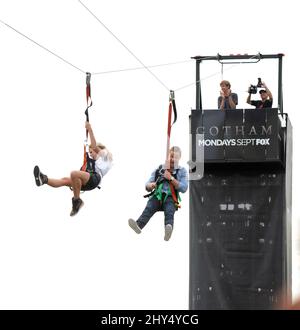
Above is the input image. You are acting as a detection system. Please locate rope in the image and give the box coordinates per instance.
[0,18,86,74]
[77,0,170,91]
[221,63,224,80]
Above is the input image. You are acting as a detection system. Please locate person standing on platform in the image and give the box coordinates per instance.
[246,81,273,108]
[218,80,238,110]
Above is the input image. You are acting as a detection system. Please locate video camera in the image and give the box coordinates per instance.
[248,77,262,94]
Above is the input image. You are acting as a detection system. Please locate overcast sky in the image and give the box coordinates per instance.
[0,0,299,309]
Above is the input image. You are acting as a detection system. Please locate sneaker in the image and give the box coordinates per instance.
[70,197,84,216]
[33,165,48,186]
[128,218,142,234]
[164,224,173,241]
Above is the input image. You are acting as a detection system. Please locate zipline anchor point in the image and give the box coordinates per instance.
[86,72,91,84]
[169,90,175,101]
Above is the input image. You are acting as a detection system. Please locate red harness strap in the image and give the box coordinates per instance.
[80,72,93,172]
[169,181,180,208]
[165,90,180,208]
[165,90,177,167]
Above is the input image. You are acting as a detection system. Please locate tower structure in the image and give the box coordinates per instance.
[189,54,292,309]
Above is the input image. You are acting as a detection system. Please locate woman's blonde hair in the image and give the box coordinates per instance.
[92,142,113,161]
[96,142,106,150]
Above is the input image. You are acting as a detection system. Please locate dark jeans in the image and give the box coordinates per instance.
[136,195,176,229]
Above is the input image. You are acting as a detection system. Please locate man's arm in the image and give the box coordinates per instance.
[145,169,157,191]
[263,82,273,100]
[164,168,188,193]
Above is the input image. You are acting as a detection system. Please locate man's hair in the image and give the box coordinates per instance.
[170,146,181,157]
[220,80,231,88]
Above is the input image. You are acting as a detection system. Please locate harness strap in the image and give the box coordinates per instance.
[165,92,179,207]
[154,182,164,202]
[143,91,179,206]
[81,72,93,172]
[171,91,177,126]
[169,182,180,208]
[144,165,181,209]
[153,182,180,209]
[165,91,176,167]
[85,72,92,126]
[86,72,92,105]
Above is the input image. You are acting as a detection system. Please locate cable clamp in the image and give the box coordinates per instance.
[86,72,91,85]
[169,90,175,102]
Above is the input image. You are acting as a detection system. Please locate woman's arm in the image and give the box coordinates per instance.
[85,122,96,148]
[228,94,237,109]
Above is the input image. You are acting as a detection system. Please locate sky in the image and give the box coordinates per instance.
[0,0,300,309]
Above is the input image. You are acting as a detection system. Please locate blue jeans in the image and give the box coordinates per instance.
[136,195,176,229]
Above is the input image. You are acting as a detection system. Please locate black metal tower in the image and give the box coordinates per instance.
[189,54,292,309]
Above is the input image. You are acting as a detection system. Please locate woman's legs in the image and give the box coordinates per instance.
[46,171,90,197]
[34,166,90,216]
[47,177,72,188]
[70,171,90,199]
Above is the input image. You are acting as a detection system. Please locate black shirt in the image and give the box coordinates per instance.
[250,99,273,109]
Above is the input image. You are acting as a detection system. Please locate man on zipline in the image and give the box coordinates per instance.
[33,122,113,216]
[128,146,188,241]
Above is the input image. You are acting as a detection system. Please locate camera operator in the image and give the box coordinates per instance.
[218,80,238,110]
[246,81,273,109]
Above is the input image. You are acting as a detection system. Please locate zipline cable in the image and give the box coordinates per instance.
[0,18,86,74]
[0,17,192,84]
[1,18,261,96]
[77,0,170,91]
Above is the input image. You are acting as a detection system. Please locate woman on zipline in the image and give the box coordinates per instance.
[33,121,113,216]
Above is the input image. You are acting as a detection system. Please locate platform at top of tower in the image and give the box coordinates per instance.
[190,108,290,167]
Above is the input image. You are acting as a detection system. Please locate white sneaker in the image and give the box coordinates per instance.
[164,224,173,241]
[128,218,142,234]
